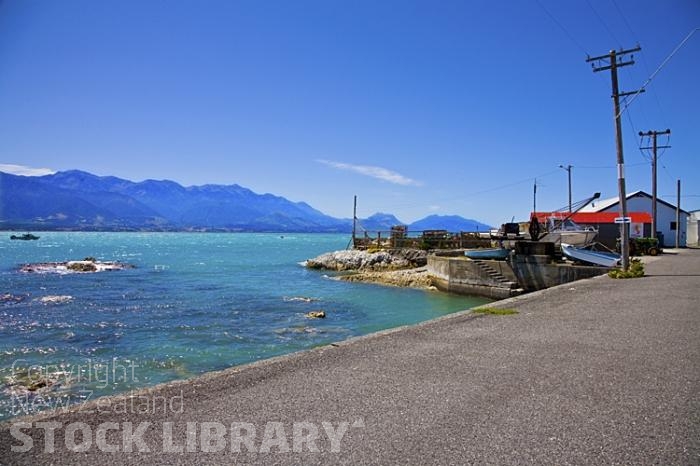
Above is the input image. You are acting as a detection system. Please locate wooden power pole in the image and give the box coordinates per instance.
[559,164,573,212]
[352,195,357,248]
[587,46,642,271]
[676,179,681,248]
[639,129,671,239]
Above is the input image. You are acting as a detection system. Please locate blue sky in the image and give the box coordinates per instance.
[1,0,698,227]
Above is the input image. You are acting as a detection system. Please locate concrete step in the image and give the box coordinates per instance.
[472,260,519,288]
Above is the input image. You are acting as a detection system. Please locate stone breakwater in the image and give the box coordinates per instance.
[305,249,434,289]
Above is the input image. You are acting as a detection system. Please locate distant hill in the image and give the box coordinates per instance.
[0,170,492,233]
[408,215,492,233]
[357,213,404,232]
[0,170,347,232]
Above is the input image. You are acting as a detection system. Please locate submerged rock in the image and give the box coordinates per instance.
[305,310,326,319]
[38,295,74,304]
[1,293,27,303]
[3,367,67,398]
[283,296,320,303]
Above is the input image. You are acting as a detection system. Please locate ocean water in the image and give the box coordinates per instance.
[0,232,490,419]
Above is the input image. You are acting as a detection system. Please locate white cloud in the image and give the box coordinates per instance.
[0,164,55,176]
[317,159,422,186]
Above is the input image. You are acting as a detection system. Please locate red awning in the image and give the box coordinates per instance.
[531,212,652,224]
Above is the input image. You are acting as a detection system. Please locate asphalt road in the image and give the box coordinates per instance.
[1,249,699,465]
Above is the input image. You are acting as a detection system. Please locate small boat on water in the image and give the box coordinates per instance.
[561,243,621,267]
[10,233,40,241]
[465,247,510,260]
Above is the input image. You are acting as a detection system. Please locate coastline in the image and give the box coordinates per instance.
[1,237,483,424]
[2,249,698,464]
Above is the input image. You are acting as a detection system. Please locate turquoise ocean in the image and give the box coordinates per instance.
[0,232,490,420]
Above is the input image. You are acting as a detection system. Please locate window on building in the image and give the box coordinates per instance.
[671,221,677,231]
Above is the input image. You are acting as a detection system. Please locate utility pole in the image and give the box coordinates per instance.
[587,46,642,271]
[676,179,681,248]
[533,179,537,214]
[639,129,671,239]
[559,165,573,212]
[352,195,357,249]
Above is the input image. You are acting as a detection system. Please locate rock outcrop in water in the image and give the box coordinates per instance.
[305,249,435,289]
[305,249,427,271]
[20,259,135,274]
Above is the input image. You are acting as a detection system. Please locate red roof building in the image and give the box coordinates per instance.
[531,211,652,249]
[532,212,652,225]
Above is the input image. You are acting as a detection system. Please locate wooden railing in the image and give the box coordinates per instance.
[352,229,491,250]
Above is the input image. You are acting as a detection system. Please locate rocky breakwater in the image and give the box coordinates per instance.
[305,249,435,289]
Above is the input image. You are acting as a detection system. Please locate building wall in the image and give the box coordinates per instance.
[573,223,650,249]
[688,211,700,247]
[600,195,688,247]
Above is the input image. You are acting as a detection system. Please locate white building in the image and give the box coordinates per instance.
[688,210,700,247]
[580,190,689,247]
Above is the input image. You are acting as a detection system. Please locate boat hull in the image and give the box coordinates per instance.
[464,248,510,260]
[561,243,620,267]
[539,230,597,247]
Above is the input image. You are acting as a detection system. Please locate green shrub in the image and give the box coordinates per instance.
[608,258,645,279]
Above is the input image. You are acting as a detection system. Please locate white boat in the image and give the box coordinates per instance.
[536,217,597,247]
[464,248,510,260]
[561,243,621,267]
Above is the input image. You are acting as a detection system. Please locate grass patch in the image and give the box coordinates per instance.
[471,307,519,316]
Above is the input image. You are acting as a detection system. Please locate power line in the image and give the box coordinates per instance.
[584,0,622,48]
[533,0,590,56]
[608,0,657,130]
[622,101,643,151]
[576,162,647,169]
[617,28,700,118]
[657,133,671,160]
[610,0,670,129]
[661,163,676,184]
[610,0,638,40]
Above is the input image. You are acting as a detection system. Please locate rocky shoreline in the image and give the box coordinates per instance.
[305,249,436,289]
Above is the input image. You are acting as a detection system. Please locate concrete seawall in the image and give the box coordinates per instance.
[428,255,521,299]
[428,254,610,298]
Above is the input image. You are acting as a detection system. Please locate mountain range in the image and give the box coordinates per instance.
[0,170,492,233]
